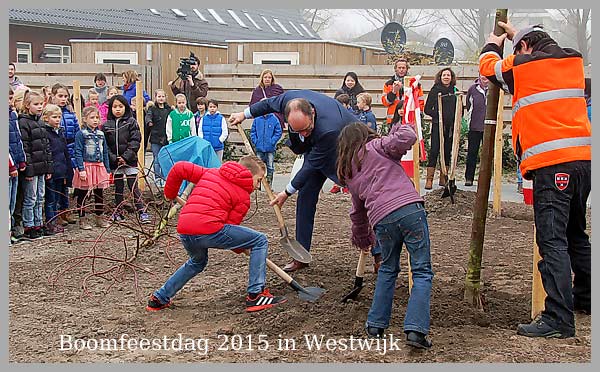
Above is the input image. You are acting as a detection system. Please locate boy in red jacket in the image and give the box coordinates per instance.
[147,155,288,312]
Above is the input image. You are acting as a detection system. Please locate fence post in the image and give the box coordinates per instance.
[531,226,547,319]
[72,80,82,125]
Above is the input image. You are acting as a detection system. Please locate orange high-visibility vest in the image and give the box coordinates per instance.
[480,44,590,179]
[382,77,424,124]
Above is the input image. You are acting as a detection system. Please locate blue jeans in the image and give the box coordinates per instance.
[9,176,18,229]
[45,178,68,222]
[154,224,269,304]
[517,160,523,184]
[367,202,434,335]
[22,176,46,228]
[256,151,275,178]
[151,143,164,182]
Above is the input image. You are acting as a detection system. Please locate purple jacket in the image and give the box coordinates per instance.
[465,78,487,132]
[249,84,285,127]
[346,124,424,249]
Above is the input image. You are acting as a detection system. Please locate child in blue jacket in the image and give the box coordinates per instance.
[197,99,228,161]
[9,86,27,243]
[356,93,378,132]
[250,112,282,185]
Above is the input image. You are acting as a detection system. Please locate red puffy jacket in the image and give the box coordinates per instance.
[164,161,254,235]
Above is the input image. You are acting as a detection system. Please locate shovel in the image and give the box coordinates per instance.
[234,122,312,264]
[341,251,369,303]
[174,194,325,302]
[437,93,450,198]
[442,93,463,203]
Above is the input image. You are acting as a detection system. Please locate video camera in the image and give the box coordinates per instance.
[177,52,198,80]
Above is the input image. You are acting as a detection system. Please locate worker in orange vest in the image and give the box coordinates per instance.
[382,59,424,126]
[480,22,591,339]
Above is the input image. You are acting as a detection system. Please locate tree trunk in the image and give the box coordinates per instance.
[464,8,508,309]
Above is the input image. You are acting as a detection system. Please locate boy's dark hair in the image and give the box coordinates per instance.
[239,155,266,175]
[336,122,379,186]
[207,99,219,107]
[196,96,208,106]
[336,94,350,105]
[94,73,107,83]
[106,94,133,121]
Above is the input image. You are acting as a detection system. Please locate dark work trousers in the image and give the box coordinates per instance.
[532,160,591,333]
[427,122,452,168]
[295,167,327,252]
[465,130,484,182]
[114,173,144,213]
[75,188,104,217]
[12,172,26,233]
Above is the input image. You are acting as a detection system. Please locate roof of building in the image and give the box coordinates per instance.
[9,8,320,44]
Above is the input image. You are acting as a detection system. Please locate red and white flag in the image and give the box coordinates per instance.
[402,75,427,161]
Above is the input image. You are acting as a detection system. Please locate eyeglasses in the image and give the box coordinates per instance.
[288,116,314,135]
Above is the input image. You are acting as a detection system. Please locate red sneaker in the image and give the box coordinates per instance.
[146,295,172,311]
[342,187,349,194]
[329,185,341,194]
[246,288,287,312]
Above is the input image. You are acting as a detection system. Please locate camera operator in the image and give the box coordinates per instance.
[168,53,209,114]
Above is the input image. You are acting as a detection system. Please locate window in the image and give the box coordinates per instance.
[244,12,261,30]
[228,10,248,28]
[193,9,209,22]
[288,21,304,36]
[300,24,315,38]
[149,9,160,15]
[207,9,227,25]
[273,18,291,34]
[95,51,138,65]
[43,44,71,63]
[16,42,31,63]
[261,15,278,33]
[171,9,186,17]
[253,52,299,65]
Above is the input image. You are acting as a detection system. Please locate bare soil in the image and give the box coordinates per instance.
[9,187,591,363]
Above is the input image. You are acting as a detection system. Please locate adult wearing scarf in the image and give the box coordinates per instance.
[423,67,458,189]
[334,72,365,113]
[249,69,285,128]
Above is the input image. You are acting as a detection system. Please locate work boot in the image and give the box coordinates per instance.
[365,324,385,339]
[95,214,110,228]
[406,331,432,349]
[425,167,435,190]
[79,216,93,230]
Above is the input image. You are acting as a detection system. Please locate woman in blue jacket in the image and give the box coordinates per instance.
[250,112,282,185]
[121,70,151,106]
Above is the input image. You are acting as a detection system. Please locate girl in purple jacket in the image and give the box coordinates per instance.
[337,122,434,350]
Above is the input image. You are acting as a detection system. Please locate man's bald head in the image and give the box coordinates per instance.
[285,98,315,137]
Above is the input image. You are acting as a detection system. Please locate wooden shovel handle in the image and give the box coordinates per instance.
[449,93,463,180]
[356,251,369,277]
[176,193,293,285]
[234,122,287,230]
[437,93,447,176]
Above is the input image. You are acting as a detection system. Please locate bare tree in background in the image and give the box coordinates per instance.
[356,9,440,29]
[442,9,495,61]
[302,9,337,33]
[556,9,591,63]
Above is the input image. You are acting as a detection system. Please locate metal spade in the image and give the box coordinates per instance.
[442,93,463,203]
[341,251,369,303]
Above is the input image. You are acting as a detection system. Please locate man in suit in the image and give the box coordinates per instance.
[229,90,357,272]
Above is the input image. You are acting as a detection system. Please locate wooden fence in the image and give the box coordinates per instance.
[13,63,158,99]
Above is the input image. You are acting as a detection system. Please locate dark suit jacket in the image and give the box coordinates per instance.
[249,90,357,188]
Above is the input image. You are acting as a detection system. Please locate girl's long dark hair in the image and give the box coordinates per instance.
[106,94,133,121]
[336,123,379,186]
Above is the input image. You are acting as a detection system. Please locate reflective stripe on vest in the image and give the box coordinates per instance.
[521,136,591,162]
[479,50,501,62]
[494,60,509,93]
[513,88,585,115]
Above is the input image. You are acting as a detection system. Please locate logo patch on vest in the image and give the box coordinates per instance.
[555,173,570,191]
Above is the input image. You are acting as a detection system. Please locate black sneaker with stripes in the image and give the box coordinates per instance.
[245,288,287,312]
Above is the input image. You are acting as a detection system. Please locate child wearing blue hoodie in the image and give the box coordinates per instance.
[250,112,282,185]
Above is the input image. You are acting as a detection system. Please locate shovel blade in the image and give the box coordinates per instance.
[441,181,457,201]
[341,276,365,303]
[280,236,312,263]
[297,287,327,302]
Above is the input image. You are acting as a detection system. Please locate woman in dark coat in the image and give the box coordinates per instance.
[334,71,366,113]
[249,69,285,129]
[423,67,458,189]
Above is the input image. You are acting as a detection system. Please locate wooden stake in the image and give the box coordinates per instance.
[72,80,82,125]
[531,226,547,319]
[492,90,505,216]
[403,76,414,292]
[135,82,145,191]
